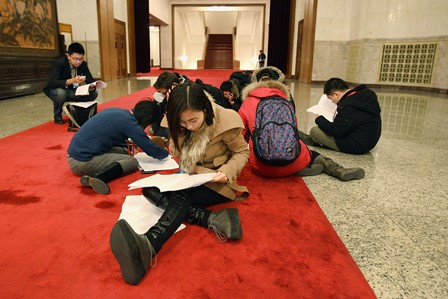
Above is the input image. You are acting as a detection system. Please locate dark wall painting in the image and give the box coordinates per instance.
[0,0,56,49]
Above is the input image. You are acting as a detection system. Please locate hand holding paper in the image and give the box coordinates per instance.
[75,80,107,96]
[306,94,337,122]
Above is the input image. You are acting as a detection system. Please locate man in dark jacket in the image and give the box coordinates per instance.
[301,78,381,154]
[67,100,168,194]
[44,42,98,124]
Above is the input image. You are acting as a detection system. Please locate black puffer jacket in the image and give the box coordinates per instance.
[315,85,381,154]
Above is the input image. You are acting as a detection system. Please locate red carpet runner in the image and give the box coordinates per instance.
[0,71,376,298]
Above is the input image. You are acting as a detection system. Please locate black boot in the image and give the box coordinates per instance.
[110,219,156,285]
[80,162,123,194]
[144,190,191,252]
[110,190,190,285]
[142,187,242,241]
[142,187,171,208]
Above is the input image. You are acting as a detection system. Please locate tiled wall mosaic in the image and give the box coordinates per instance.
[346,44,360,82]
[379,43,437,86]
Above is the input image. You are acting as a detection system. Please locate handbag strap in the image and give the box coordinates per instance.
[62,102,81,128]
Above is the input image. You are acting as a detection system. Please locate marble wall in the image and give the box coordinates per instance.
[56,0,101,78]
[312,0,448,90]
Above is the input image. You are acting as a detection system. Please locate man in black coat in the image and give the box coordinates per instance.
[44,42,98,124]
[301,78,382,154]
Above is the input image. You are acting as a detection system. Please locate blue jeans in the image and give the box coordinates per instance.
[49,87,98,116]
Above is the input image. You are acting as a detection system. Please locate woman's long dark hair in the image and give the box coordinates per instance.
[167,82,214,151]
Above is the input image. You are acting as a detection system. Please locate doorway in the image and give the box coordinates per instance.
[149,26,161,67]
[114,19,128,78]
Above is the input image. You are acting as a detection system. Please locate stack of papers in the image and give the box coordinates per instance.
[135,152,179,172]
[128,173,216,192]
[119,195,186,234]
[67,100,98,108]
[75,80,107,96]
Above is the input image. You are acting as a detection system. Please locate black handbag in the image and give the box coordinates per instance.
[62,101,97,132]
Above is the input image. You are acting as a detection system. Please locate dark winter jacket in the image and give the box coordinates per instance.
[43,56,95,97]
[315,85,381,154]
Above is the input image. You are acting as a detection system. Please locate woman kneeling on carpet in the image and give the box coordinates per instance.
[110,82,250,285]
[67,100,168,194]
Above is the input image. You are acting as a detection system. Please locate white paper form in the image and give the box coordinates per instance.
[119,195,186,234]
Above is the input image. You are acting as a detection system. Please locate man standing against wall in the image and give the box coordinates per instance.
[258,50,266,68]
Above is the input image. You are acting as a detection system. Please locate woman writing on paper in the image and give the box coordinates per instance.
[110,82,249,285]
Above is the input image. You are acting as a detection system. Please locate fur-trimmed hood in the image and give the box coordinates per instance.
[241,79,292,102]
[178,91,244,174]
[251,66,285,83]
[179,92,217,174]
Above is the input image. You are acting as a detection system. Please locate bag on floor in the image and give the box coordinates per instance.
[251,95,301,166]
[63,101,98,132]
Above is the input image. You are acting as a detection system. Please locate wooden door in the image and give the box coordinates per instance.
[114,20,127,78]
[295,20,303,78]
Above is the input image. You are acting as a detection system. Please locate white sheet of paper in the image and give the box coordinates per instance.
[67,100,98,108]
[135,152,179,172]
[119,195,186,234]
[75,80,107,96]
[306,94,337,122]
[128,173,216,192]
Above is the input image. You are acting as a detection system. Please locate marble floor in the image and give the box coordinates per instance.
[1,77,447,298]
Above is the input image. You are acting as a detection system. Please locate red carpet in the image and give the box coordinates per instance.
[137,68,238,88]
[0,79,376,298]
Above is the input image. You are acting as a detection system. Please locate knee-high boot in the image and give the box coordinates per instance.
[144,190,191,252]
[81,162,124,194]
[142,187,242,241]
[109,190,190,285]
[313,155,365,181]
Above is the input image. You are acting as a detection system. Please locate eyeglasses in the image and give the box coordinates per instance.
[70,55,84,62]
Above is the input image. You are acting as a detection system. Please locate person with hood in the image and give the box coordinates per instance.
[109,82,249,285]
[67,100,168,194]
[239,66,365,181]
[300,78,382,155]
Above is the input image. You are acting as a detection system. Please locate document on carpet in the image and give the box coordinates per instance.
[119,195,186,234]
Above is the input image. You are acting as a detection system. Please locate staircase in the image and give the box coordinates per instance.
[204,34,233,69]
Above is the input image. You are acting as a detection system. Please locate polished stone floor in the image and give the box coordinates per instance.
[1,77,447,298]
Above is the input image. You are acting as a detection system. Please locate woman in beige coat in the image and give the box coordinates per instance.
[110,82,249,285]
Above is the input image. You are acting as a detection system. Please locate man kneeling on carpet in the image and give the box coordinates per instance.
[238,66,365,181]
[110,82,249,285]
[67,100,168,194]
